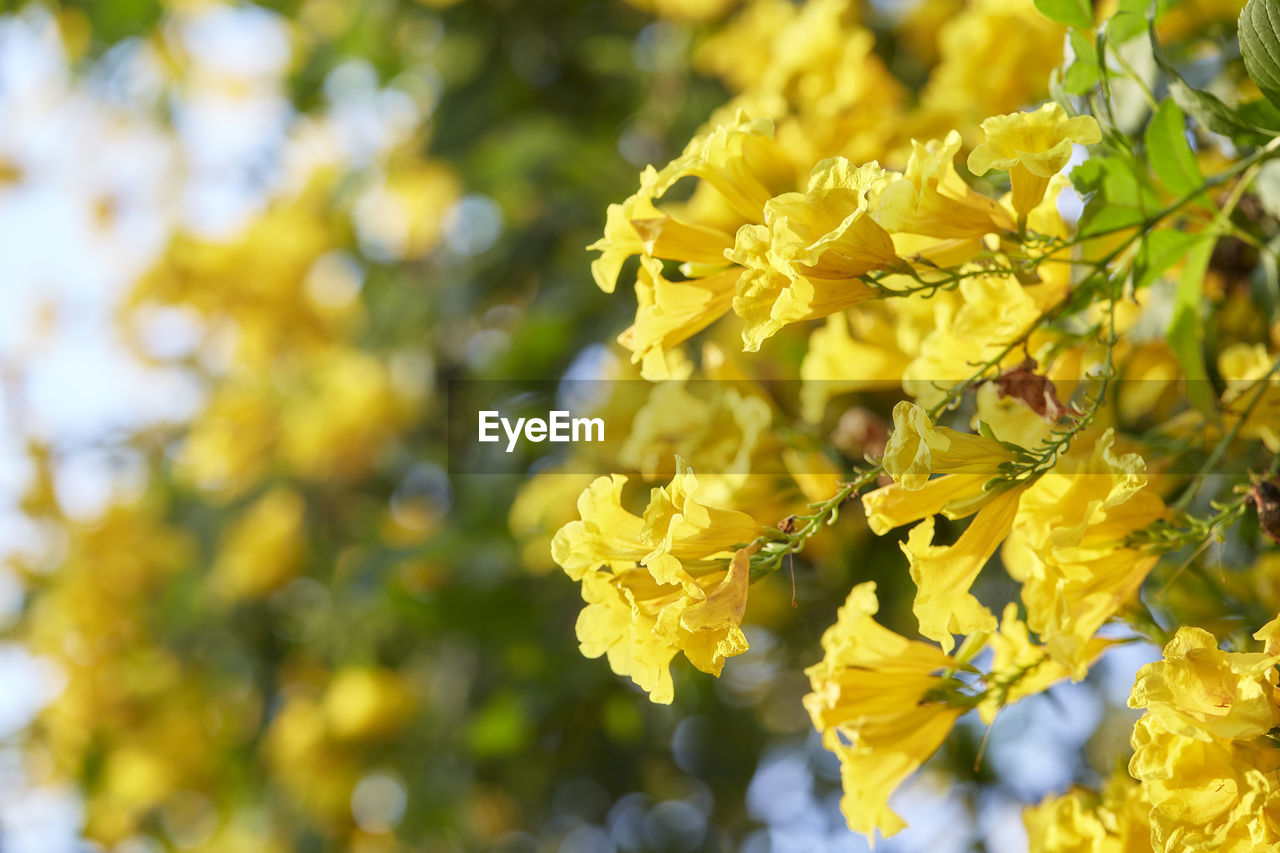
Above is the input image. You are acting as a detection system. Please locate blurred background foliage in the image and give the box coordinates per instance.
[0,0,1242,850]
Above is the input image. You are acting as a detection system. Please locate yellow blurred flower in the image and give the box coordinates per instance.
[209,486,306,601]
[901,272,1040,409]
[1219,342,1280,452]
[918,0,1066,133]
[1024,770,1153,853]
[323,667,417,742]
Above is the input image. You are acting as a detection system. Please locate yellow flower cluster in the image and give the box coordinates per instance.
[591,101,1098,377]
[542,0,1280,846]
[133,185,423,501]
[1127,626,1280,852]
[1024,770,1152,853]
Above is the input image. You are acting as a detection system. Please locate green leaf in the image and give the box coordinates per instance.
[1073,157,1160,236]
[1167,237,1219,421]
[1064,29,1101,94]
[1149,25,1280,146]
[1107,0,1153,43]
[1144,99,1203,197]
[1241,0,1280,109]
[1235,97,1280,132]
[1107,11,1146,44]
[1256,158,1280,219]
[1133,228,1200,291]
[1035,0,1094,29]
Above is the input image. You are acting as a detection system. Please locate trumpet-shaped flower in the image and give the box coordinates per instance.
[575,548,754,705]
[804,582,964,843]
[552,465,762,703]
[967,103,1101,219]
[1003,431,1167,676]
[900,486,1021,650]
[881,401,1019,490]
[618,256,739,379]
[875,130,1014,239]
[862,472,994,535]
[1129,627,1280,743]
[551,464,761,592]
[727,157,900,351]
[590,177,737,295]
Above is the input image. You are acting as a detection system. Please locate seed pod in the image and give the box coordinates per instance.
[1247,478,1280,544]
[991,358,1070,421]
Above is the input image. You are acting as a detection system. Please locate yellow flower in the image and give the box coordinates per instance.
[639,465,763,589]
[357,160,461,260]
[967,103,1100,218]
[551,474,648,577]
[901,272,1041,409]
[208,486,306,602]
[919,0,1066,128]
[508,471,597,574]
[1129,627,1280,743]
[881,400,1019,490]
[277,348,413,481]
[695,0,801,93]
[323,667,416,742]
[657,111,795,224]
[1129,713,1280,852]
[621,0,739,23]
[178,378,276,500]
[575,546,754,704]
[552,464,763,702]
[1003,431,1167,676]
[589,170,737,295]
[618,256,739,379]
[799,307,909,422]
[804,582,964,842]
[1127,625,1280,851]
[900,486,1021,650]
[979,603,1113,724]
[862,472,993,535]
[727,157,900,351]
[697,0,905,165]
[590,112,794,364]
[1218,342,1280,452]
[1023,770,1152,853]
[551,464,761,592]
[875,130,1014,239]
[617,382,777,504]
